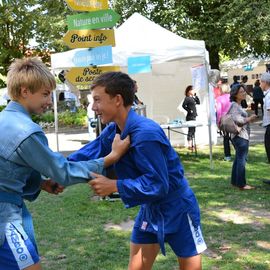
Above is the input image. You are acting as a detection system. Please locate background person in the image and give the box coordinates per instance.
[240,75,251,109]
[208,69,221,142]
[230,75,240,89]
[58,70,80,112]
[69,72,207,270]
[253,79,264,117]
[132,80,144,106]
[87,94,96,141]
[229,84,257,190]
[0,58,130,270]
[260,72,270,164]
[216,82,232,161]
[182,85,200,150]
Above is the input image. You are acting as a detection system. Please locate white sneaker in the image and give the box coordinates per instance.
[224,156,232,161]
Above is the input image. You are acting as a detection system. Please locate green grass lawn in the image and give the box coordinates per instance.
[27,144,270,270]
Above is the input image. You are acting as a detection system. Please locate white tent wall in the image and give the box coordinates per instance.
[113,13,217,147]
[121,59,216,146]
[0,88,8,106]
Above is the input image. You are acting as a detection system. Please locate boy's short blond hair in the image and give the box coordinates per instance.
[7,57,56,100]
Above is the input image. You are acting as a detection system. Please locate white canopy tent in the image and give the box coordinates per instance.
[0,88,8,106]
[51,13,216,163]
[52,12,207,68]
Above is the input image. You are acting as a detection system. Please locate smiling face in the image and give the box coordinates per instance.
[91,85,120,125]
[22,87,53,115]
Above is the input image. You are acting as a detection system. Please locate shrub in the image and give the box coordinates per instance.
[1,105,87,128]
[58,108,87,127]
[32,108,87,128]
[32,111,55,124]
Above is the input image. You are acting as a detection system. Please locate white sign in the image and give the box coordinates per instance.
[191,64,207,92]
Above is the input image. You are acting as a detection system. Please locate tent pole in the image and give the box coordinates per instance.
[53,89,59,152]
[204,62,213,170]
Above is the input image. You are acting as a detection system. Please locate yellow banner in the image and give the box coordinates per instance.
[63,29,115,49]
[66,66,120,85]
[65,0,108,11]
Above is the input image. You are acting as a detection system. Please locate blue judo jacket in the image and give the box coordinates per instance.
[69,109,201,255]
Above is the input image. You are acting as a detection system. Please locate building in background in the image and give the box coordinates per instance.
[220,58,270,87]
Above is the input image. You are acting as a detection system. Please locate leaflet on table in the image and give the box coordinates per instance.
[160,121,203,129]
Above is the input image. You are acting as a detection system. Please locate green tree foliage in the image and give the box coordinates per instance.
[0,0,71,75]
[0,0,269,74]
[112,0,270,69]
[34,0,72,54]
[0,0,37,73]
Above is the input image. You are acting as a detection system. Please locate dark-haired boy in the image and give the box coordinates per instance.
[69,71,207,270]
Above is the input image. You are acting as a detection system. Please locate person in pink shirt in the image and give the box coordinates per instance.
[213,80,222,99]
[216,82,232,161]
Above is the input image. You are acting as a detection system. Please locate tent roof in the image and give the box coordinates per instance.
[113,13,206,65]
[51,12,206,69]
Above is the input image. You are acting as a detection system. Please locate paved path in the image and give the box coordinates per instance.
[45,115,266,157]
[216,116,265,145]
[249,118,264,144]
[45,127,90,157]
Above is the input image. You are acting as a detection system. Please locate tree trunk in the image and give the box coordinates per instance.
[207,46,220,70]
